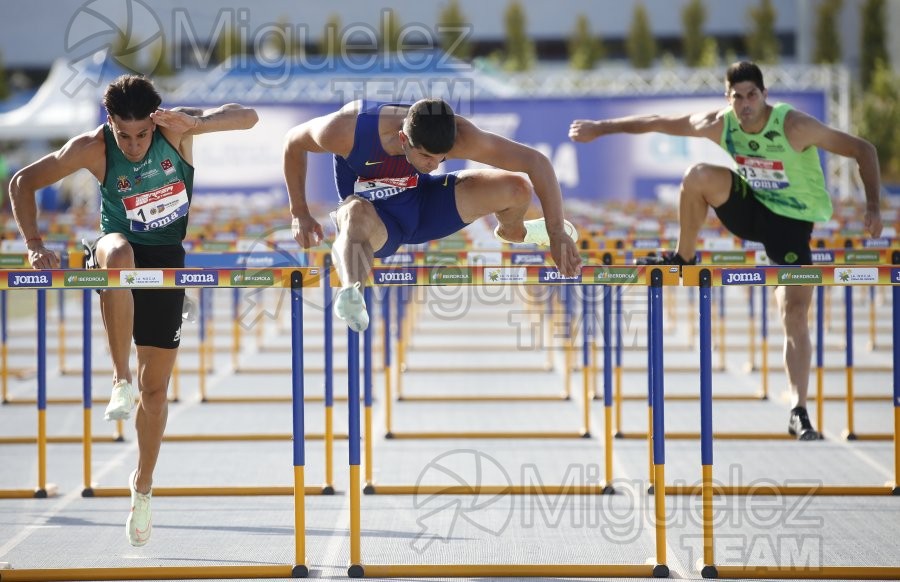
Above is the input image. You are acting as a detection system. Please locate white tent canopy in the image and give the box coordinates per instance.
[0,55,118,141]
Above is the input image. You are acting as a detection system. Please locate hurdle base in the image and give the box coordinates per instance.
[701,564,719,578]
[647,485,654,494]
[601,482,616,495]
[652,564,669,578]
[363,484,376,495]
[842,430,858,441]
[33,484,57,499]
[321,485,335,495]
[292,564,309,578]
[348,564,365,578]
[81,487,94,498]
[892,485,900,496]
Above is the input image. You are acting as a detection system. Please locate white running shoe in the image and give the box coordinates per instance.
[494,218,579,246]
[104,380,137,422]
[126,469,152,547]
[334,282,369,332]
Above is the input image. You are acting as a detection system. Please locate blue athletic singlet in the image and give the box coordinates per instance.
[332,101,466,258]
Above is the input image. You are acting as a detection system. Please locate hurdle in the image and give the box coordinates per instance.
[684,265,900,580]
[345,266,671,578]
[367,266,678,496]
[382,282,592,441]
[672,264,897,498]
[0,269,312,580]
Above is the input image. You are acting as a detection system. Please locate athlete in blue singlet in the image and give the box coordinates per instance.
[284,98,581,332]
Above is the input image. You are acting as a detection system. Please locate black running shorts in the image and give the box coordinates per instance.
[88,236,185,349]
[713,171,814,266]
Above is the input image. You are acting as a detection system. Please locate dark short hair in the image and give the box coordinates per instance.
[725,61,766,92]
[103,75,162,121]
[402,99,456,154]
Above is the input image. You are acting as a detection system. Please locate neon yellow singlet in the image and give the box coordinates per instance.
[720,103,832,222]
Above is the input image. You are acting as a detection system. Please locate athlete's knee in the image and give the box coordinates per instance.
[98,237,135,269]
[500,174,533,208]
[337,197,377,234]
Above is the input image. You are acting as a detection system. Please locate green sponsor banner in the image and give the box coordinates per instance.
[231,270,275,286]
[844,251,880,264]
[436,239,466,250]
[776,268,823,285]
[201,241,233,252]
[63,271,109,287]
[430,267,473,284]
[711,251,748,264]
[594,267,639,284]
[424,252,461,266]
[0,254,27,267]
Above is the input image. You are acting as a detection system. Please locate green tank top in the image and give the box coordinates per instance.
[100,125,195,245]
[719,102,832,222]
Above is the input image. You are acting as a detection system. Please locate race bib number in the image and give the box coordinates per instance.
[735,156,790,190]
[353,175,419,201]
[123,181,189,232]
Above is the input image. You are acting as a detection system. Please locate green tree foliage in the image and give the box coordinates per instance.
[502,0,535,72]
[150,42,174,77]
[813,0,843,64]
[627,2,657,69]
[857,62,900,181]
[112,31,141,73]
[380,9,402,53]
[322,14,342,58]
[0,49,9,101]
[438,0,472,61]
[745,0,779,63]
[860,0,889,89]
[215,25,246,65]
[681,0,707,67]
[568,14,604,70]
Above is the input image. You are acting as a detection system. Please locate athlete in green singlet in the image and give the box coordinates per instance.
[9,75,257,545]
[568,61,883,441]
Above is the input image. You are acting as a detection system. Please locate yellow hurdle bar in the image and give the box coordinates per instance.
[712,565,900,580]
[85,485,330,497]
[0,565,295,582]
[653,464,667,570]
[702,464,714,571]
[293,465,307,576]
[366,484,607,495]
[666,484,895,496]
[383,431,590,439]
[357,564,657,578]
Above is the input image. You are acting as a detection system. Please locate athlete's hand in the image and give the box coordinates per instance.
[27,242,60,270]
[568,120,604,143]
[150,109,201,133]
[292,215,324,248]
[550,234,582,278]
[864,206,883,238]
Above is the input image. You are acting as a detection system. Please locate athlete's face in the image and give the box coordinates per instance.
[399,131,445,174]
[108,115,155,163]
[726,81,768,130]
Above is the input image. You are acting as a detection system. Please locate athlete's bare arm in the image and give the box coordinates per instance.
[449,116,582,275]
[152,104,258,165]
[784,109,882,237]
[569,109,725,143]
[282,102,359,248]
[9,129,106,269]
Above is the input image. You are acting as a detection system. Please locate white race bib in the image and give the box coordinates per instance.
[353,175,419,201]
[735,156,790,191]
[123,181,189,232]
